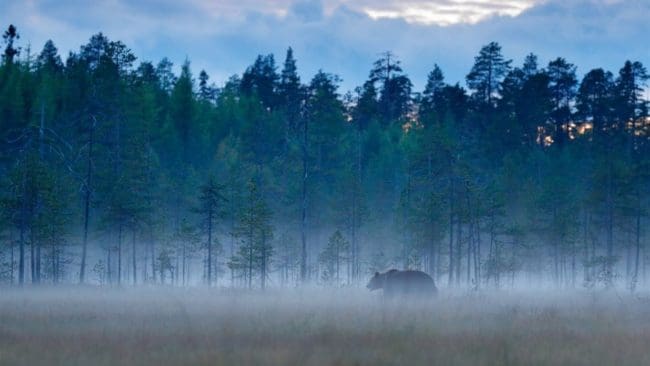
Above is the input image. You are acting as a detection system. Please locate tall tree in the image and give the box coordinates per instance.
[198,70,216,103]
[2,24,20,65]
[577,68,614,136]
[241,54,279,110]
[278,47,302,136]
[547,58,578,145]
[231,180,273,289]
[170,60,195,164]
[319,230,349,285]
[196,175,226,286]
[369,52,412,125]
[466,42,511,107]
[420,64,445,123]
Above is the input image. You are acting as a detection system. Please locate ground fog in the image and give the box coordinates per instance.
[1,287,650,365]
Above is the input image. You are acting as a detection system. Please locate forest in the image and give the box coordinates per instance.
[0,24,648,291]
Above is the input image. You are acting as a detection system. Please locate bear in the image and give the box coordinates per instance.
[366,269,437,299]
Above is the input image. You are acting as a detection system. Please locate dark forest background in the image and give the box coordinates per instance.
[0,24,648,290]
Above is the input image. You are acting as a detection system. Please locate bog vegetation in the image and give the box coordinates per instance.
[2,287,650,366]
[0,24,648,290]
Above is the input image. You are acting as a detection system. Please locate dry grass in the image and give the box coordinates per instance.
[1,286,650,365]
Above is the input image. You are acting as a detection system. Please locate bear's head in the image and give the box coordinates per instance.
[366,271,384,291]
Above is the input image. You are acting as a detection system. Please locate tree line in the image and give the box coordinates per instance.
[0,25,648,290]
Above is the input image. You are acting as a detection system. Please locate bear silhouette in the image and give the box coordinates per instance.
[366,269,437,298]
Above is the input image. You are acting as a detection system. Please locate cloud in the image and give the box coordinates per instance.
[176,0,540,25]
[0,0,648,93]
[356,0,538,25]
[290,0,325,22]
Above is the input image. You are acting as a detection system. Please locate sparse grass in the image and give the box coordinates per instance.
[1,286,650,365]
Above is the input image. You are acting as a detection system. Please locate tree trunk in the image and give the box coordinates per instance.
[182,243,186,286]
[175,254,179,286]
[150,228,156,284]
[352,127,362,282]
[10,230,14,284]
[20,177,31,286]
[489,211,496,287]
[132,229,137,285]
[475,209,482,288]
[456,219,462,286]
[261,232,267,290]
[79,117,95,284]
[18,183,25,285]
[107,243,112,285]
[35,238,41,284]
[335,244,340,285]
[467,223,472,286]
[448,176,455,287]
[207,207,213,286]
[632,195,642,292]
[118,223,122,286]
[552,207,559,287]
[571,239,576,288]
[583,208,590,284]
[30,232,35,284]
[605,158,614,286]
[248,240,253,290]
[143,248,148,283]
[51,245,56,284]
[230,192,236,287]
[300,121,308,284]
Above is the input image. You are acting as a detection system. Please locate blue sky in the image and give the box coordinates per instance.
[1,0,648,92]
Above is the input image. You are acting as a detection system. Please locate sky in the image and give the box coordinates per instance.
[1,0,648,93]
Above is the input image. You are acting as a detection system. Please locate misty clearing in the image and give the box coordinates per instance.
[2,287,650,366]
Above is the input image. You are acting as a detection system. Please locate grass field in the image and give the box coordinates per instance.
[1,286,650,365]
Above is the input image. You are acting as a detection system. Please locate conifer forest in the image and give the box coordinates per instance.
[0,19,649,365]
[2,25,648,290]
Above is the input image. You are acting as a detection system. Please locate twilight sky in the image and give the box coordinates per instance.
[1,0,648,92]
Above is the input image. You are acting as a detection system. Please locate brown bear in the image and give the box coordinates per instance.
[366,269,437,298]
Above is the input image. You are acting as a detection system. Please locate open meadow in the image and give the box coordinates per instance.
[1,287,650,366]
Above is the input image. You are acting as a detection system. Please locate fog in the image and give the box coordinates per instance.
[2,286,650,365]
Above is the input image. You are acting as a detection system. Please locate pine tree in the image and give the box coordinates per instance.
[278,47,302,135]
[156,58,176,94]
[466,42,511,107]
[2,24,20,65]
[198,70,216,103]
[170,60,195,164]
[172,218,201,286]
[615,61,648,124]
[522,53,539,78]
[241,54,279,110]
[577,68,614,136]
[420,64,445,123]
[275,231,300,286]
[319,230,349,286]
[369,52,412,125]
[547,57,578,145]
[614,61,648,291]
[196,175,226,286]
[3,154,72,284]
[230,180,273,289]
